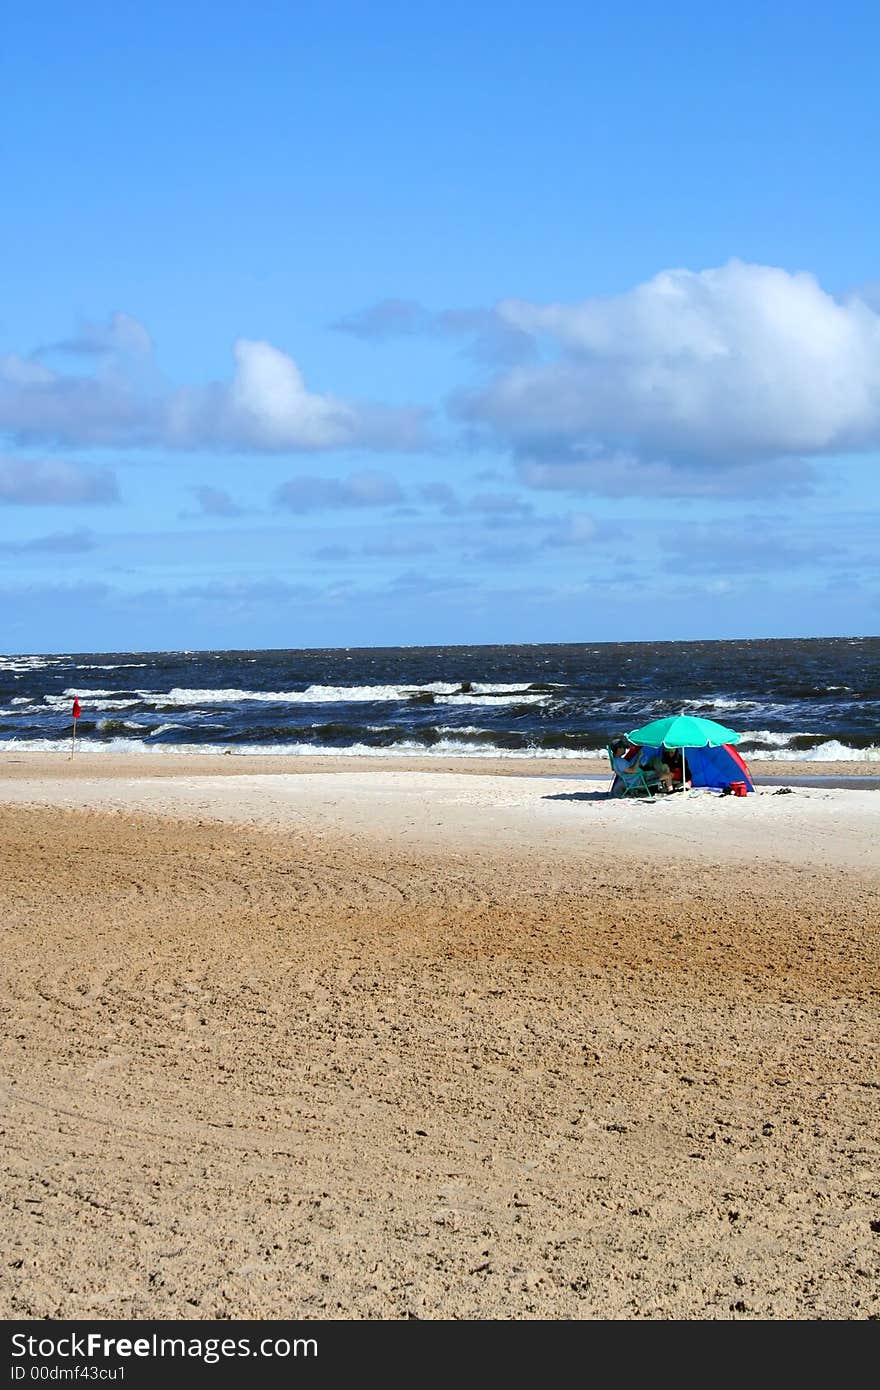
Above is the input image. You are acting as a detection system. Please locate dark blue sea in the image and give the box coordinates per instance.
[1,638,877,762]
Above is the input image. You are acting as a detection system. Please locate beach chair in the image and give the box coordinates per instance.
[606,746,659,801]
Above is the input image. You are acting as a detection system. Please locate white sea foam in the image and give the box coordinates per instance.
[748,740,879,763]
[0,737,167,755]
[0,736,603,759]
[682,697,758,713]
[61,682,555,707]
[741,729,815,747]
[682,698,804,721]
[4,735,876,763]
[57,688,139,701]
[62,686,155,698]
[0,656,59,672]
[433,693,549,706]
[46,694,142,711]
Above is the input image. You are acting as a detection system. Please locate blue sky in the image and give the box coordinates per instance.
[2,0,878,653]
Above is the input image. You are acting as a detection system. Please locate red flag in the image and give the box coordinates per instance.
[72,698,81,720]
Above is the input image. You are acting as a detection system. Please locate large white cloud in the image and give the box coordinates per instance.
[458,261,880,493]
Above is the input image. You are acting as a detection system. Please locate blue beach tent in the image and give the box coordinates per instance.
[634,741,755,791]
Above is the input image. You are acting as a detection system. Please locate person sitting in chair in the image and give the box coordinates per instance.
[661,746,691,791]
[610,738,675,794]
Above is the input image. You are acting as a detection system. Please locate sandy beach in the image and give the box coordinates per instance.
[2,752,878,1320]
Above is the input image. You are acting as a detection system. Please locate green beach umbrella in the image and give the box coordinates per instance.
[625,714,741,794]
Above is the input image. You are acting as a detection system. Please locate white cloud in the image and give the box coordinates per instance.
[458,261,880,494]
[169,338,427,452]
[225,339,356,448]
[0,329,426,454]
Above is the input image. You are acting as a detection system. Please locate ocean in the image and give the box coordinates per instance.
[1,637,877,762]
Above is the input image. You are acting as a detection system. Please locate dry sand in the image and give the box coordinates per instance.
[1,753,878,1320]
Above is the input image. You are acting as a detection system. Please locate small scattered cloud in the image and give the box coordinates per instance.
[386,569,472,594]
[312,544,353,562]
[466,540,538,565]
[0,579,111,601]
[275,469,404,513]
[417,481,535,517]
[419,481,461,514]
[335,298,534,363]
[517,452,816,499]
[37,312,153,360]
[0,457,120,505]
[438,309,535,364]
[659,523,841,574]
[0,527,97,554]
[467,491,533,516]
[334,299,431,340]
[542,513,601,548]
[175,578,317,603]
[186,486,247,518]
[363,534,436,557]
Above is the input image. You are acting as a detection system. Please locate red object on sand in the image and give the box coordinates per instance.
[72,699,81,719]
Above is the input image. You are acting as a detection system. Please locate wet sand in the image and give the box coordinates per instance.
[1,754,878,1319]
